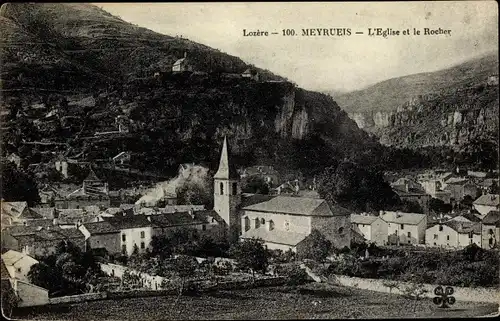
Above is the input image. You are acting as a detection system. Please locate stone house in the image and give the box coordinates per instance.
[481,211,500,249]
[1,258,49,308]
[65,168,110,209]
[1,225,86,258]
[1,201,43,229]
[473,194,499,217]
[172,52,193,73]
[380,210,427,245]
[350,214,388,246]
[425,220,481,248]
[392,185,431,213]
[242,68,260,81]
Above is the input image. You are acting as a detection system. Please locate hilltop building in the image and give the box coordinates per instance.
[172,52,193,73]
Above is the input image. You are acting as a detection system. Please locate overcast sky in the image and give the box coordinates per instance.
[99,2,498,92]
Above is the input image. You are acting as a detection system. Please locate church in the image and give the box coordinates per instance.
[213,136,351,252]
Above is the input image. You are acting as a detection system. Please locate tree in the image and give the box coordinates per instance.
[28,262,58,290]
[230,238,268,280]
[242,176,269,194]
[172,255,198,295]
[297,229,332,263]
[317,162,399,212]
[0,160,40,206]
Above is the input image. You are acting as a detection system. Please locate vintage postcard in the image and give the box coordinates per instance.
[0,1,498,320]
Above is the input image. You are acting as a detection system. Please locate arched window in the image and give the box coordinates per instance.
[220,182,224,195]
[232,182,237,195]
[261,218,265,225]
[269,220,274,231]
[338,227,344,234]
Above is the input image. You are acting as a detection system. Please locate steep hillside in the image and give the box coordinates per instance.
[335,53,499,116]
[0,3,380,181]
[377,84,498,147]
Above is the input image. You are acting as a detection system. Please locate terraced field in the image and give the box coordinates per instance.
[13,283,499,320]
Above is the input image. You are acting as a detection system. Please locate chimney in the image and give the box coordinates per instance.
[53,218,57,226]
[184,51,187,58]
[188,209,194,219]
[147,216,151,222]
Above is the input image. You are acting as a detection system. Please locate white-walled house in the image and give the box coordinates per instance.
[79,210,222,256]
[425,221,481,248]
[380,211,427,245]
[1,250,39,282]
[350,214,388,246]
[473,194,499,217]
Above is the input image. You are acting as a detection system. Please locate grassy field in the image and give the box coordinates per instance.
[13,283,498,320]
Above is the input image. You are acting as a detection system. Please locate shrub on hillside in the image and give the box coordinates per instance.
[279,264,309,286]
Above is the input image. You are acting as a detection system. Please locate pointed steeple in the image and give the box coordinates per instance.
[214,136,239,180]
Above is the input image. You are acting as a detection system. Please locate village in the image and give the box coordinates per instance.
[0,2,499,319]
[2,132,499,314]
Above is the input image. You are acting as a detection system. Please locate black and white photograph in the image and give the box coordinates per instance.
[0,1,498,319]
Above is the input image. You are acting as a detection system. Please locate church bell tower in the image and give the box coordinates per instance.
[213,136,241,242]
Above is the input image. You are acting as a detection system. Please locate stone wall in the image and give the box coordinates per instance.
[49,292,107,305]
[329,274,499,304]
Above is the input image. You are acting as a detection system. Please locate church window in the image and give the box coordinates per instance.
[220,182,224,195]
[232,182,237,195]
[244,217,250,231]
[261,218,265,225]
[255,218,260,228]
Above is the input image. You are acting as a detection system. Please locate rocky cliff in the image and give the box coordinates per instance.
[0,3,377,178]
[375,83,499,149]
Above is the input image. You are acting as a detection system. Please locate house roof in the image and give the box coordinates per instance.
[438,221,482,235]
[241,194,276,208]
[380,211,427,225]
[67,186,109,199]
[82,221,120,235]
[393,187,428,196]
[242,196,349,217]
[1,250,39,277]
[483,211,500,225]
[173,57,187,67]
[445,177,469,185]
[29,207,56,219]
[113,152,130,160]
[1,201,28,218]
[244,165,278,176]
[240,228,308,246]
[450,212,482,223]
[4,225,38,237]
[473,194,499,207]
[149,211,208,227]
[102,215,153,230]
[34,228,85,241]
[84,168,101,182]
[351,214,379,225]
[214,136,239,180]
[26,218,55,228]
[56,209,98,225]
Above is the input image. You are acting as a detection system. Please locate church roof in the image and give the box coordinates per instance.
[241,228,308,246]
[242,196,346,216]
[214,136,239,180]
